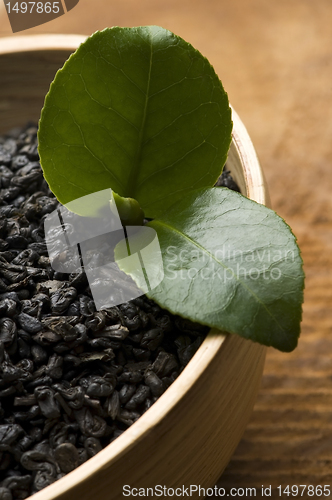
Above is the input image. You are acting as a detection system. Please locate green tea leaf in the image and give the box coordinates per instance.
[38,26,232,218]
[115,188,304,352]
[112,192,145,226]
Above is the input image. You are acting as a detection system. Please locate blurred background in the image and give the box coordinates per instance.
[1,0,332,497]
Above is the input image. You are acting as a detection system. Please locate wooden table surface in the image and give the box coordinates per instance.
[1,1,332,497]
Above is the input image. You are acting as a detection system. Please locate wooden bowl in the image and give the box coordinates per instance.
[0,35,269,500]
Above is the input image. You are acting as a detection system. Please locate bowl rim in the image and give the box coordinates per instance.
[0,34,268,500]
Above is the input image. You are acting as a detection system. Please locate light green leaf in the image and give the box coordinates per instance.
[38,26,232,218]
[115,188,304,352]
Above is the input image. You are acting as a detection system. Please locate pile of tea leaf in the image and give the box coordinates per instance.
[0,124,237,499]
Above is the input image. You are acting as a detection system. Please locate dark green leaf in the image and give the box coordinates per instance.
[115,188,304,352]
[38,26,232,218]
